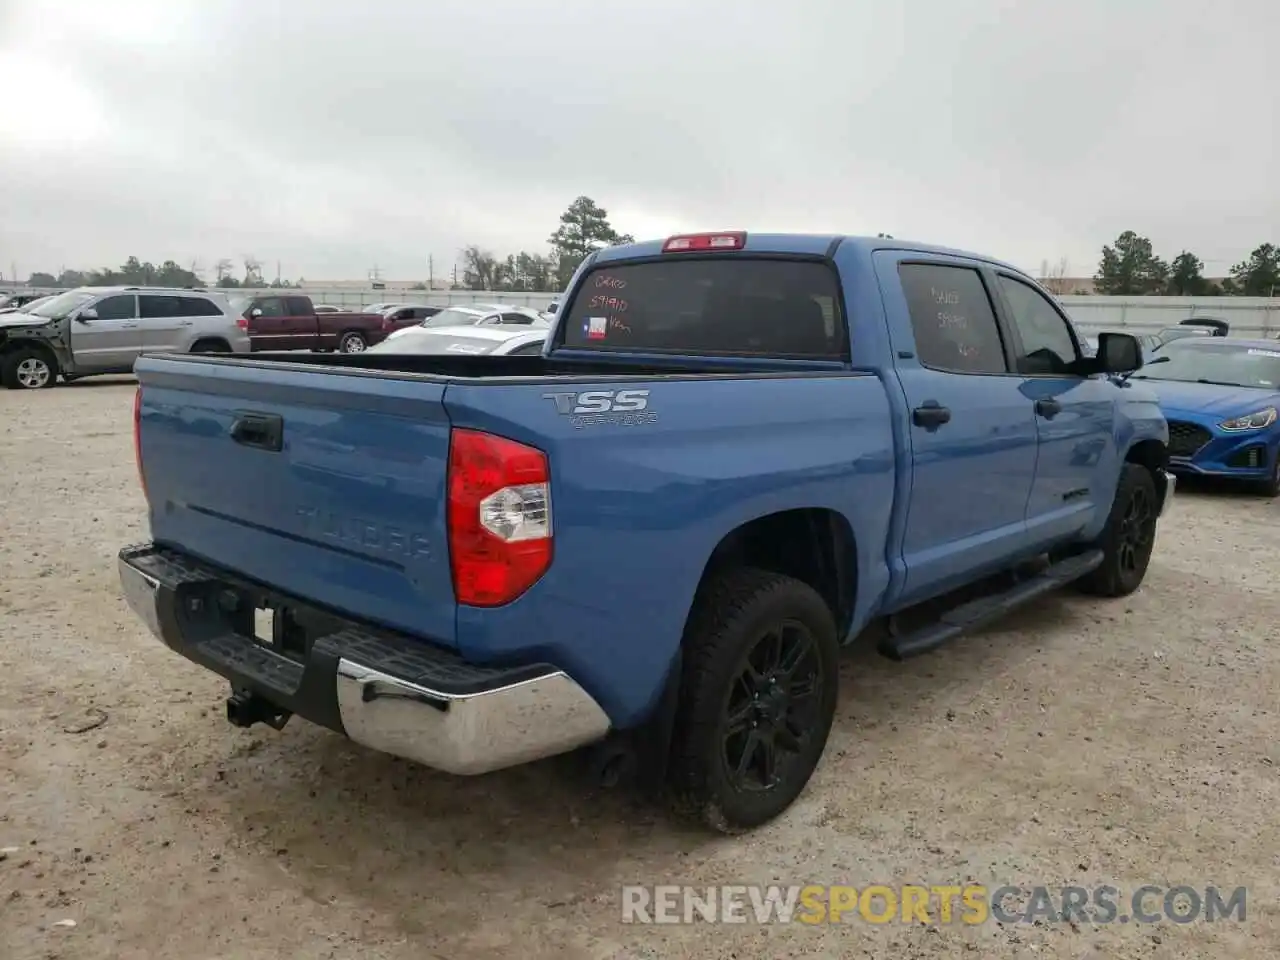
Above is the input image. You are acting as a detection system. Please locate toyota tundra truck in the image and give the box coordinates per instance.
[118,232,1173,832]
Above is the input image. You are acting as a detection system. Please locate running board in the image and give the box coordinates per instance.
[878,549,1104,661]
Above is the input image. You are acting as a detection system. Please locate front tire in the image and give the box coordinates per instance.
[338,331,367,353]
[1255,450,1280,497]
[1,348,58,390]
[667,568,839,833]
[1077,464,1158,597]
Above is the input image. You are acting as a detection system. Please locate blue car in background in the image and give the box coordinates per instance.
[1130,337,1280,496]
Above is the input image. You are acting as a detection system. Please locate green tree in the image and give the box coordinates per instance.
[77,257,202,288]
[27,271,57,286]
[1093,231,1169,295]
[461,245,501,290]
[1229,243,1280,297]
[549,196,633,288]
[515,251,555,292]
[1166,251,1212,296]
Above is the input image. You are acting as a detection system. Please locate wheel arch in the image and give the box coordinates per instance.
[686,507,858,641]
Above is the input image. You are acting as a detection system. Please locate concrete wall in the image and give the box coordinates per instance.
[1057,296,1280,338]
[16,287,562,312]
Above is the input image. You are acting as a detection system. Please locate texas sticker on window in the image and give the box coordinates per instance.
[584,316,608,340]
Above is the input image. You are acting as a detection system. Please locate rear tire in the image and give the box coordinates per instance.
[190,338,230,354]
[1076,464,1158,597]
[667,568,839,833]
[1,347,58,390]
[338,331,367,353]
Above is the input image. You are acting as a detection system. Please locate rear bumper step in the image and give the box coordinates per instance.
[118,543,610,775]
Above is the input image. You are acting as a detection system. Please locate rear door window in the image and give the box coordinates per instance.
[898,264,1009,374]
[559,258,845,358]
[285,296,312,316]
[140,295,181,318]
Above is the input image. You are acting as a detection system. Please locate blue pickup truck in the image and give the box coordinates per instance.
[118,232,1173,832]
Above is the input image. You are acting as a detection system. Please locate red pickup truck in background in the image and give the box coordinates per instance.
[230,294,389,353]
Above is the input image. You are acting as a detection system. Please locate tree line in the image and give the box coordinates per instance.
[23,196,631,294]
[1066,232,1280,297]
[28,256,297,290]
[457,195,633,293]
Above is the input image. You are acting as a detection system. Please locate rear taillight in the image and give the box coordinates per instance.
[236,315,248,329]
[133,386,148,502]
[447,428,552,607]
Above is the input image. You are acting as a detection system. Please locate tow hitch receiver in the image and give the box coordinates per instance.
[226,689,292,730]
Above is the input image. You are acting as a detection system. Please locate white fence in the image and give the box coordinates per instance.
[1058,296,1280,338]
[14,286,1280,338]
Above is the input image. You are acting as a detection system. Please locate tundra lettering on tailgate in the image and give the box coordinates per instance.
[542,389,659,429]
[295,506,433,561]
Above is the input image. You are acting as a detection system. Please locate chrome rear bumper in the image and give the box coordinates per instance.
[118,544,610,776]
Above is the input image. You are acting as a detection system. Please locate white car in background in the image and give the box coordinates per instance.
[382,303,547,342]
[370,323,549,356]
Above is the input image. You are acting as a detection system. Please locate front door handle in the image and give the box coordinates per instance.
[912,401,952,431]
[1035,398,1063,419]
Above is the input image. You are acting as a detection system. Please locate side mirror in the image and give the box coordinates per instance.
[1095,332,1142,374]
[77,308,99,323]
[547,302,559,314]
[250,308,263,318]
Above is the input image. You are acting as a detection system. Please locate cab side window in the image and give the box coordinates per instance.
[898,264,1009,374]
[256,298,287,317]
[997,276,1079,375]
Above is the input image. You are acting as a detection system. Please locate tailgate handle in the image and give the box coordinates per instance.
[230,413,283,452]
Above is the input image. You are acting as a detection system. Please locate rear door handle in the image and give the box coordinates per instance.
[230,412,284,452]
[177,320,193,327]
[1035,398,1063,419]
[912,401,951,431]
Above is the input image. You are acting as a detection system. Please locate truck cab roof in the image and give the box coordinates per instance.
[593,233,1028,277]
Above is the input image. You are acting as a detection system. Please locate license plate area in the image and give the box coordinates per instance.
[176,574,350,663]
[249,602,308,661]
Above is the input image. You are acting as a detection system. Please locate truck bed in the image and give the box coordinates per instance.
[132,349,895,725]
[173,348,840,379]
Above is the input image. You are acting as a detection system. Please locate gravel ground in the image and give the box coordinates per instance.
[1,378,1277,960]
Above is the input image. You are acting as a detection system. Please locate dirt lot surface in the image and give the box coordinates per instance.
[2,377,1277,960]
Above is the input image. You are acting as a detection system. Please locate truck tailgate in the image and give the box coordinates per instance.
[135,355,457,647]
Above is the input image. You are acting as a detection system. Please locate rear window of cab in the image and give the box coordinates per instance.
[559,258,846,359]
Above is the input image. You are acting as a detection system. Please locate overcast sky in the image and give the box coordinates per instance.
[1,0,1274,284]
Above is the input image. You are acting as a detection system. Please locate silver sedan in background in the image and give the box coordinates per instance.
[368,323,549,356]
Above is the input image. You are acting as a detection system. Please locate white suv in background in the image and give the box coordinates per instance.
[0,286,249,389]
